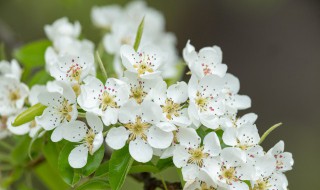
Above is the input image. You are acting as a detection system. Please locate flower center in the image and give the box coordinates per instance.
[9,90,21,102]
[130,86,146,104]
[121,36,131,45]
[100,91,118,111]
[162,99,181,120]
[202,64,211,75]
[85,129,96,155]
[198,182,217,190]
[188,146,209,167]
[220,167,238,185]
[0,117,7,129]
[67,64,82,82]
[195,92,208,112]
[253,180,270,190]
[72,83,81,97]
[124,116,150,141]
[59,99,73,122]
[133,53,155,76]
[30,120,37,128]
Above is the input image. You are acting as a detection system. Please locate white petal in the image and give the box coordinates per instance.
[233,95,251,110]
[62,121,87,142]
[182,164,200,181]
[236,113,258,127]
[141,100,163,124]
[129,137,153,163]
[86,112,103,133]
[106,126,129,150]
[147,126,173,149]
[221,147,246,167]
[177,127,200,148]
[173,145,189,168]
[68,144,88,168]
[101,108,118,126]
[156,122,177,132]
[119,99,140,124]
[92,132,104,154]
[51,125,64,142]
[222,128,238,146]
[7,117,30,135]
[203,132,221,156]
[167,81,188,104]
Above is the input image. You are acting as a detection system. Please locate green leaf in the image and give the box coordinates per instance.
[12,103,47,126]
[81,145,105,176]
[42,138,60,170]
[156,157,174,172]
[34,162,69,190]
[28,70,53,87]
[109,145,134,190]
[0,167,23,188]
[133,17,145,51]
[129,163,159,174]
[10,135,31,166]
[94,161,109,177]
[196,127,207,140]
[14,40,51,67]
[58,142,81,186]
[76,179,110,190]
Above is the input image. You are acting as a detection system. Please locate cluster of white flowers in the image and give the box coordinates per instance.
[1,2,293,190]
[91,1,179,78]
[0,60,44,139]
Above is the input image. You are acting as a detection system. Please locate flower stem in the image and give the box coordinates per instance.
[259,122,282,144]
[95,51,108,81]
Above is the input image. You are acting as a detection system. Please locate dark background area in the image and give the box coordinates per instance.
[0,0,319,189]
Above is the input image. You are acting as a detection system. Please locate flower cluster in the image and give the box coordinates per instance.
[91,1,179,78]
[0,2,293,190]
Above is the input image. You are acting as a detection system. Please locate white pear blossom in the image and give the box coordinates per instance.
[49,52,95,89]
[121,71,166,104]
[63,112,104,168]
[77,76,130,126]
[173,128,221,181]
[220,112,258,130]
[222,124,260,152]
[0,77,29,116]
[44,17,81,41]
[183,40,227,79]
[0,116,10,139]
[106,100,172,163]
[91,5,122,29]
[267,141,294,173]
[120,45,164,79]
[219,73,251,113]
[0,59,22,80]
[35,81,77,141]
[7,85,46,138]
[250,154,289,190]
[184,169,221,190]
[205,147,255,190]
[151,81,191,130]
[188,74,225,129]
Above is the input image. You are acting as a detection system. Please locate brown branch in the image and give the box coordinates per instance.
[26,156,45,169]
[130,172,182,190]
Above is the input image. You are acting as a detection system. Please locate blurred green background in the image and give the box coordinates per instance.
[0,0,319,189]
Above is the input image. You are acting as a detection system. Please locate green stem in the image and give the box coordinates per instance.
[176,168,185,187]
[78,112,86,118]
[95,51,108,80]
[160,174,168,190]
[259,123,282,144]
